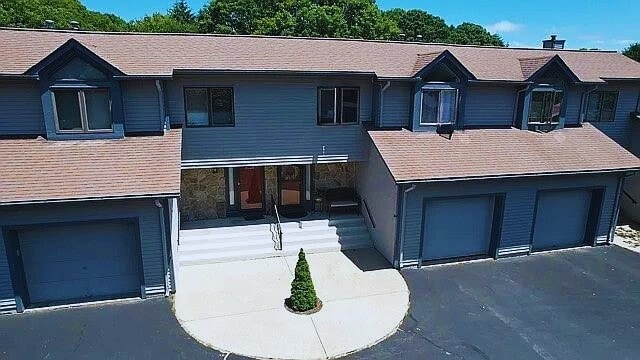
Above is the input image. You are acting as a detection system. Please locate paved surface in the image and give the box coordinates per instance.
[0,297,231,360]
[350,246,640,360]
[174,248,409,360]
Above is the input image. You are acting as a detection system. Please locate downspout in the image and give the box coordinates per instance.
[398,183,416,267]
[379,81,391,126]
[512,85,529,127]
[155,80,167,131]
[579,85,599,124]
[154,199,170,297]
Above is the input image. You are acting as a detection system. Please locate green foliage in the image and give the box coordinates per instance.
[130,13,197,33]
[0,0,506,47]
[623,43,640,62]
[287,249,318,312]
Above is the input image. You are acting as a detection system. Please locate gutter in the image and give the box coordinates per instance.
[0,192,181,207]
[397,183,416,267]
[173,69,377,77]
[394,167,640,185]
[155,80,167,131]
[154,199,171,297]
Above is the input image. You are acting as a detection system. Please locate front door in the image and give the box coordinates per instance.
[279,165,303,210]
[237,167,265,212]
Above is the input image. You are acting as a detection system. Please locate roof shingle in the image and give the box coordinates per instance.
[0,130,182,205]
[1,28,639,82]
[369,124,640,183]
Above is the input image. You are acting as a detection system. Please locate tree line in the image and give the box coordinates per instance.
[0,0,506,46]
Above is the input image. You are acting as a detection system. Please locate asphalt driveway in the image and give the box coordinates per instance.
[351,246,640,360]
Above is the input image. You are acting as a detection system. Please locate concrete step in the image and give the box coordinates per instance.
[178,237,275,253]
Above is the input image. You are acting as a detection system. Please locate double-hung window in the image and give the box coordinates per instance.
[420,88,458,125]
[528,89,564,124]
[53,89,113,133]
[185,87,235,127]
[318,87,360,125]
[585,91,618,122]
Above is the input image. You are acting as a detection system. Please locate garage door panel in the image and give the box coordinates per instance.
[422,196,495,261]
[18,221,142,305]
[533,190,592,251]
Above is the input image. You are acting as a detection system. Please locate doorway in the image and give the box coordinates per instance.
[279,165,305,215]
[237,167,265,213]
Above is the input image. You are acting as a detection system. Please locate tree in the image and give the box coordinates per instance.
[449,22,505,46]
[384,8,449,42]
[198,0,264,34]
[623,43,640,62]
[130,13,197,33]
[169,0,195,24]
[286,249,319,312]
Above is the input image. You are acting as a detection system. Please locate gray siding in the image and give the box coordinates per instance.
[0,80,45,135]
[0,199,167,311]
[380,82,411,128]
[122,81,162,133]
[463,85,517,127]
[587,83,639,148]
[356,143,398,263]
[564,87,583,126]
[401,174,620,264]
[168,75,372,162]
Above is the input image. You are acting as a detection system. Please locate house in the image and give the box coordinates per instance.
[1,28,640,314]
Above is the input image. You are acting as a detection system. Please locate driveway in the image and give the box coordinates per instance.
[350,246,640,360]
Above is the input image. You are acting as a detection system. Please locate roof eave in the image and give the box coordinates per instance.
[173,69,377,77]
[0,191,181,207]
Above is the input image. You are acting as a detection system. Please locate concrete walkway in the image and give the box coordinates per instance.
[174,249,409,360]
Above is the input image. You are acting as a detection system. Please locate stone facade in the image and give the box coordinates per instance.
[180,168,227,222]
[264,166,278,214]
[312,163,357,195]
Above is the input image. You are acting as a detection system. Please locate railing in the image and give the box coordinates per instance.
[623,190,638,205]
[362,198,376,229]
[271,195,283,251]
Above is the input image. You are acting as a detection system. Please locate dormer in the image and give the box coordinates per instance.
[516,55,580,131]
[26,39,125,140]
[410,50,475,132]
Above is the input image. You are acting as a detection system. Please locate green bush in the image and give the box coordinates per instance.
[287,249,318,312]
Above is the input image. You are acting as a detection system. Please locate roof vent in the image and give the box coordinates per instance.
[69,20,80,30]
[416,34,423,42]
[43,20,54,29]
[542,34,565,49]
[399,33,406,40]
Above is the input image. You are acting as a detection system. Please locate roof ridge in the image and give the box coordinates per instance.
[0,27,620,53]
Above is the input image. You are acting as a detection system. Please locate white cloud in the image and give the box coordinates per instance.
[486,20,524,34]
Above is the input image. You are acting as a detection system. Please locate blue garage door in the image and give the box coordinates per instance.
[532,189,592,251]
[18,221,142,305]
[422,196,496,261]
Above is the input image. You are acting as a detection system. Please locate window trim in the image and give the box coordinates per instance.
[52,88,114,134]
[317,86,360,126]
[527,88,564,125]
[184,87,236,128]
[419,88,459,126]
[585,90,619,123]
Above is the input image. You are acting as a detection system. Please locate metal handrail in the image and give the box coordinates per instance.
[362,198,376,229]
[271,195,283,250]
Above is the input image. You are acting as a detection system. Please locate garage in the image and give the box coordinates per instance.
[532,189,601,251]
[16,221,142,306]
[422,196,500,261]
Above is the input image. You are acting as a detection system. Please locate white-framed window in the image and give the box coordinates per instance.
[528,89,564,124]
[52,88,113,133]
[585,91,618,122]
[419,88,458,125]
[317,87,360,125]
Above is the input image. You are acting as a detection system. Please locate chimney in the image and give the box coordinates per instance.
[43,20,54,29]
[69,21,80,30]
[543,34,565,49]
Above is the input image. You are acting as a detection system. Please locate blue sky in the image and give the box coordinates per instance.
[82,0,638,50]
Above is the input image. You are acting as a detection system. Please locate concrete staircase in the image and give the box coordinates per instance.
[178,215,372,266]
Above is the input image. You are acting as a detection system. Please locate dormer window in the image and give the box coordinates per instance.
[420,88,458,125]
[528,89,563,124]
[53,89,113,133]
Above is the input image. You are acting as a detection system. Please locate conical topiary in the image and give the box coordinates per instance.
[286,248,319,312]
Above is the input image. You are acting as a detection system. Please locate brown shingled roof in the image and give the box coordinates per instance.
[518,56,553,79]
[369,124,640,183]
[1,28,639,82]
[0,130,182,205]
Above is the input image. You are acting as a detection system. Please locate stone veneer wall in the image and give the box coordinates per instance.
[313,163,357,196]
[264,166,278,214]
[180,168,227,222]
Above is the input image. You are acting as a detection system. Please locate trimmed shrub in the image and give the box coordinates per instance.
[286,248,319,312]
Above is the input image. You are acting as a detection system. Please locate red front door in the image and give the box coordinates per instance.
[238,167,264,211]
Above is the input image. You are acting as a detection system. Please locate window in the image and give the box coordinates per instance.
[317,87,360,125]
[528,89,564,124]
[185,87,234,127]
[420,89,458,125]
[585,91,618,122]
[53,89,113,133]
